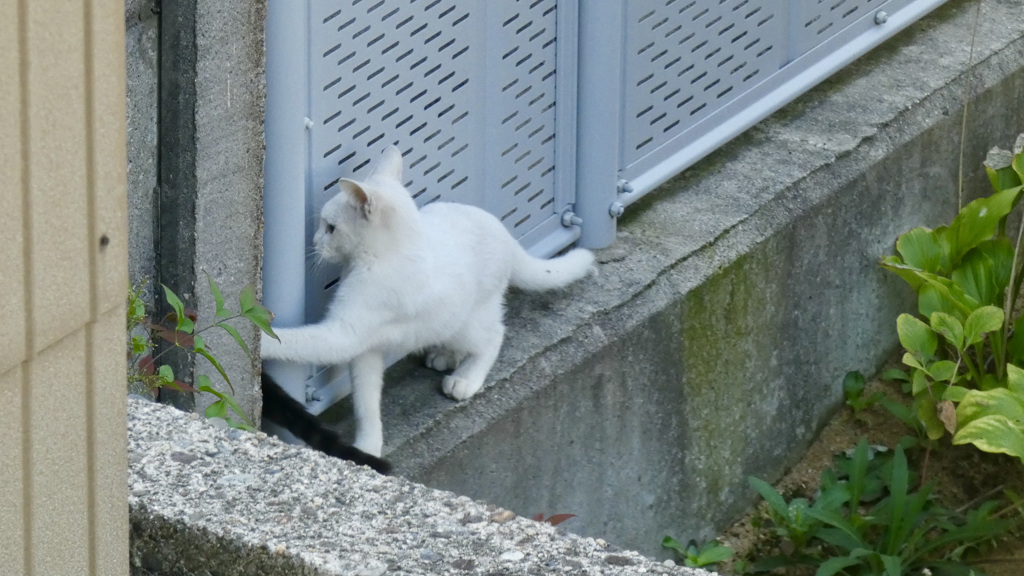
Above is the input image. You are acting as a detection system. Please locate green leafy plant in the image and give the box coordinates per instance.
[843,371,884,422]
[662,537,734,570]
[746,440,1013,575]
[127,276,278,430]
[881,140,1024,461]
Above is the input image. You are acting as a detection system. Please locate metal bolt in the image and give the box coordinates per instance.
[561,209,583,228]
[874,11,888,25]
[609,202,625,218]
[304,117,314,130]
[617,179,634,195]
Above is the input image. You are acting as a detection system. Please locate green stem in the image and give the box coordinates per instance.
[961,351,983,387]
[1004,203,1024,364]
[991,331,1006,381]
[973,341,989,383]
[146,313,246,366]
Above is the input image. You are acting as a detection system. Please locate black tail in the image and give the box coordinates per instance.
[261,373,392,475]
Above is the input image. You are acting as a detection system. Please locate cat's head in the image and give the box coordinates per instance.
[314,145,420,262]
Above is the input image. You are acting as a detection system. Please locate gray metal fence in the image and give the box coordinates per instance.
[263,0,947,410]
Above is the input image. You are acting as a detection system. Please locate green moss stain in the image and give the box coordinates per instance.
[680,241,788,502]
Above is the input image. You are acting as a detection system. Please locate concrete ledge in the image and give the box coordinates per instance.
[309,0,1024,558]
[128,399,709,575]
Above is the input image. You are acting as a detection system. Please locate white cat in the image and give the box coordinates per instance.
[260,146,595,457]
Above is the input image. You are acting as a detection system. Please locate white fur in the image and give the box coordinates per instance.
[261,146,594,456]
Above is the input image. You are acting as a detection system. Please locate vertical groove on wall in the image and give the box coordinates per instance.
[155,0,199,410]
[16,0,32,569]
[82,1,99,572]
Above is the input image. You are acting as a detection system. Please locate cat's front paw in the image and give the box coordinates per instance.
[442,375,483,401]
[353,432,384,458]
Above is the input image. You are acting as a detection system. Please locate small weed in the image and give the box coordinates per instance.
[662,537,734,570]
[127,275,278,430]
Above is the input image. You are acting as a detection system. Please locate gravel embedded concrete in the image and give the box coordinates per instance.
[128,398,714,575]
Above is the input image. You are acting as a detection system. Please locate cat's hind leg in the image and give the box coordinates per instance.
[441,298,505,401]
[424,346,465,372]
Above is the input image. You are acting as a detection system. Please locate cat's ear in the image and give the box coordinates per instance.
[368,145,403,182]
[338,179,376,219]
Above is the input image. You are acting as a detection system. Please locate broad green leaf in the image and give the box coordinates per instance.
[928,360,958,383]
[963,305,1004,346]
[881,368,910,382]
[239,285,257,313]
[896,227,943,273]
[952,249,999,307]
[158,364,174,384]
[911,369,930,395]
[216,322,251,357]
[842,371,866,397]
[193,334,205,353]
[661,536,687,556]
[696,544,733,564]
[879,255,925,291]
[929,312,964,350]
[945,185,1021,265]
[985,152,1024,193]
[1009,364,1024,395]
[979,238,1014,295]
[1014,148,1024,183]
[208,275,231,319]
[897,314,937,360]
[902,352,926,372]
[951,239,1013,308]
[954,415,1024,463]
[943,385,969,402]
[956,387,1024,428]
[916,394,946,440]
[918,283,963,322]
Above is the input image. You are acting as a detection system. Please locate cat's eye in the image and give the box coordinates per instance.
[325,223,335,234]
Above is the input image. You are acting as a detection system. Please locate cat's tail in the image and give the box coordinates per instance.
[261,373,392,475]
[509,245,596,292]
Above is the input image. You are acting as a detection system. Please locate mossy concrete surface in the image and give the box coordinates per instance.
[316,0,1024,559]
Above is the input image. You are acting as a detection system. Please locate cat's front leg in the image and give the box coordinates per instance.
[350,352,386,457]
[260,323,364,365]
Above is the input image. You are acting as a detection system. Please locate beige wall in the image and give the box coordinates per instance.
[1,0,129,574]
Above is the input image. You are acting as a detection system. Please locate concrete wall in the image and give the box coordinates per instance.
[127,0,266,417]
[0,0,129,574]
[372,0,1024,558]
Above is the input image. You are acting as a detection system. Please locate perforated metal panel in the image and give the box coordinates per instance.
[309,0,565,233]
[794,0,888,55]
[265,0,948,409]
[623,1,784,169]
[264,0,576,411]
